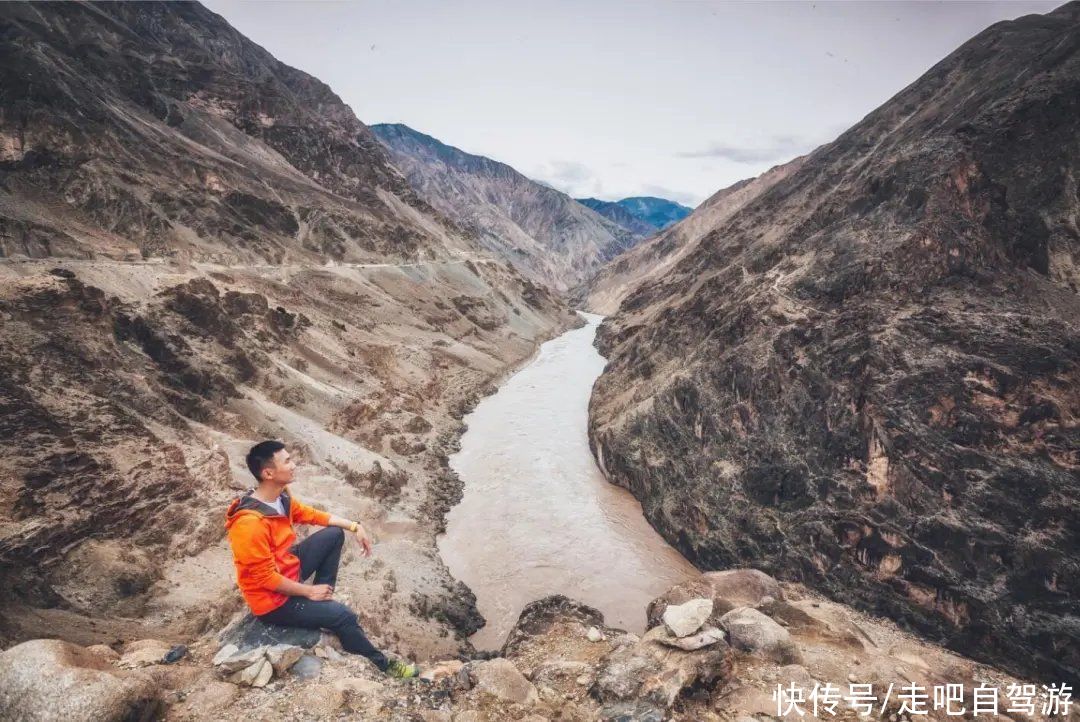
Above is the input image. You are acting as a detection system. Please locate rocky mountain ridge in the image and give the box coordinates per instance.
[581,158,805,314]
[371,123,645,291]
[0,0,576,661]
[590,2,1080,684]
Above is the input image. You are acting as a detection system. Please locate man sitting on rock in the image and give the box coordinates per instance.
[226,439,418,678]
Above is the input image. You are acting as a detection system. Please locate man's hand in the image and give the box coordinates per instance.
[306,584,334,601]
[353,525,373,557]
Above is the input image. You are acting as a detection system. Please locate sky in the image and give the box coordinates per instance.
[202,0,1061,207]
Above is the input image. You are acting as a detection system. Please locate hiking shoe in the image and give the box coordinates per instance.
[385,659,419,679]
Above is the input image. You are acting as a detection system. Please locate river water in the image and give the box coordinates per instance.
[438,312,699,650]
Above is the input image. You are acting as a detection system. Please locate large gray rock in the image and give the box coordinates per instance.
[229,658,273,688]
[661,598,712,637]
[595,626,732,719]
[647,569,784,628]
[471,658,538,705]
[702,569,784,608]
[215,646,269,673]
[0,639,160,722]
[654,626,727,652]
[719,606,801,663]
[265,644,304,675]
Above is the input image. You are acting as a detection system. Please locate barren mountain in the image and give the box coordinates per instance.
[371,123,644,291]
[582,159,805,314]
[591,2,1080,684]
[0,0,576,657]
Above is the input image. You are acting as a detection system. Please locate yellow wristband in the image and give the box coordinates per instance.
[349,522,358,533]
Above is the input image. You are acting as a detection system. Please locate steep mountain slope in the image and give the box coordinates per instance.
[582,158,805,314]
[614,196,693,230]
[576,197,661,238]
[0,1,576,656]
[591,3,1080,684]
[370,123,643,291]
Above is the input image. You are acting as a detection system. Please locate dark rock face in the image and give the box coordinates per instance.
[371,123,644,291]
[221,615,321,652]
[591,4,1080,684]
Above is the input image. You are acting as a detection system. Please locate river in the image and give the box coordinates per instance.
[438,312,699,650]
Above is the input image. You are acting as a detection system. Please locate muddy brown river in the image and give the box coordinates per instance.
[438,312,699,650]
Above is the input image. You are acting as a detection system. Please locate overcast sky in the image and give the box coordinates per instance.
[202,0,1061,207]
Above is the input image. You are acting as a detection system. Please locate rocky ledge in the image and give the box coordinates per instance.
[1,568,1068,722]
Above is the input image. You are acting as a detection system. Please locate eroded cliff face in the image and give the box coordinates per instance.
[590,4,1080,683]
[0,1,576,655]
[0,2,460,263]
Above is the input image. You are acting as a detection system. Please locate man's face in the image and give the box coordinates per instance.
[263,448,296,484]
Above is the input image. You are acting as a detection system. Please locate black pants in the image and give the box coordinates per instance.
[258,526,388,671]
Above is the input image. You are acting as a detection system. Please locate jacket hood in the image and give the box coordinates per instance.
[225,490,292,528]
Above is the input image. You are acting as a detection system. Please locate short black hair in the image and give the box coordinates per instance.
[247,440,286,480]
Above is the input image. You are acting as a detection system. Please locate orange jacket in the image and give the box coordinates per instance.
[225,490,331,615]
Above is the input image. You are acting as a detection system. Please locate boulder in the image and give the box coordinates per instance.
[595,628,732,718]
[0,639,160,722]
[117,639,173,669]
[647,569,783,627]
[501,595,605,657]
[218,613,320,652]
[215,646,268,673]
[212,644,240,666]
[290,655,323,680]
[662,598,713,637]
[702,569,783,608]
[471,658,538,705]
[162,644,188,664]
[719,607,801,663]
[654,625,727,652]
[599,701,666,722]
[228,658,273,687]
[265,644,304,675]
[646,578,716,629]
[596,652,655,700]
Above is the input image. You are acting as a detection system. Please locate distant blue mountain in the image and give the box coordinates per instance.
[616,197,693,230]
[576,196,693,235]
[576,198,657,237]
